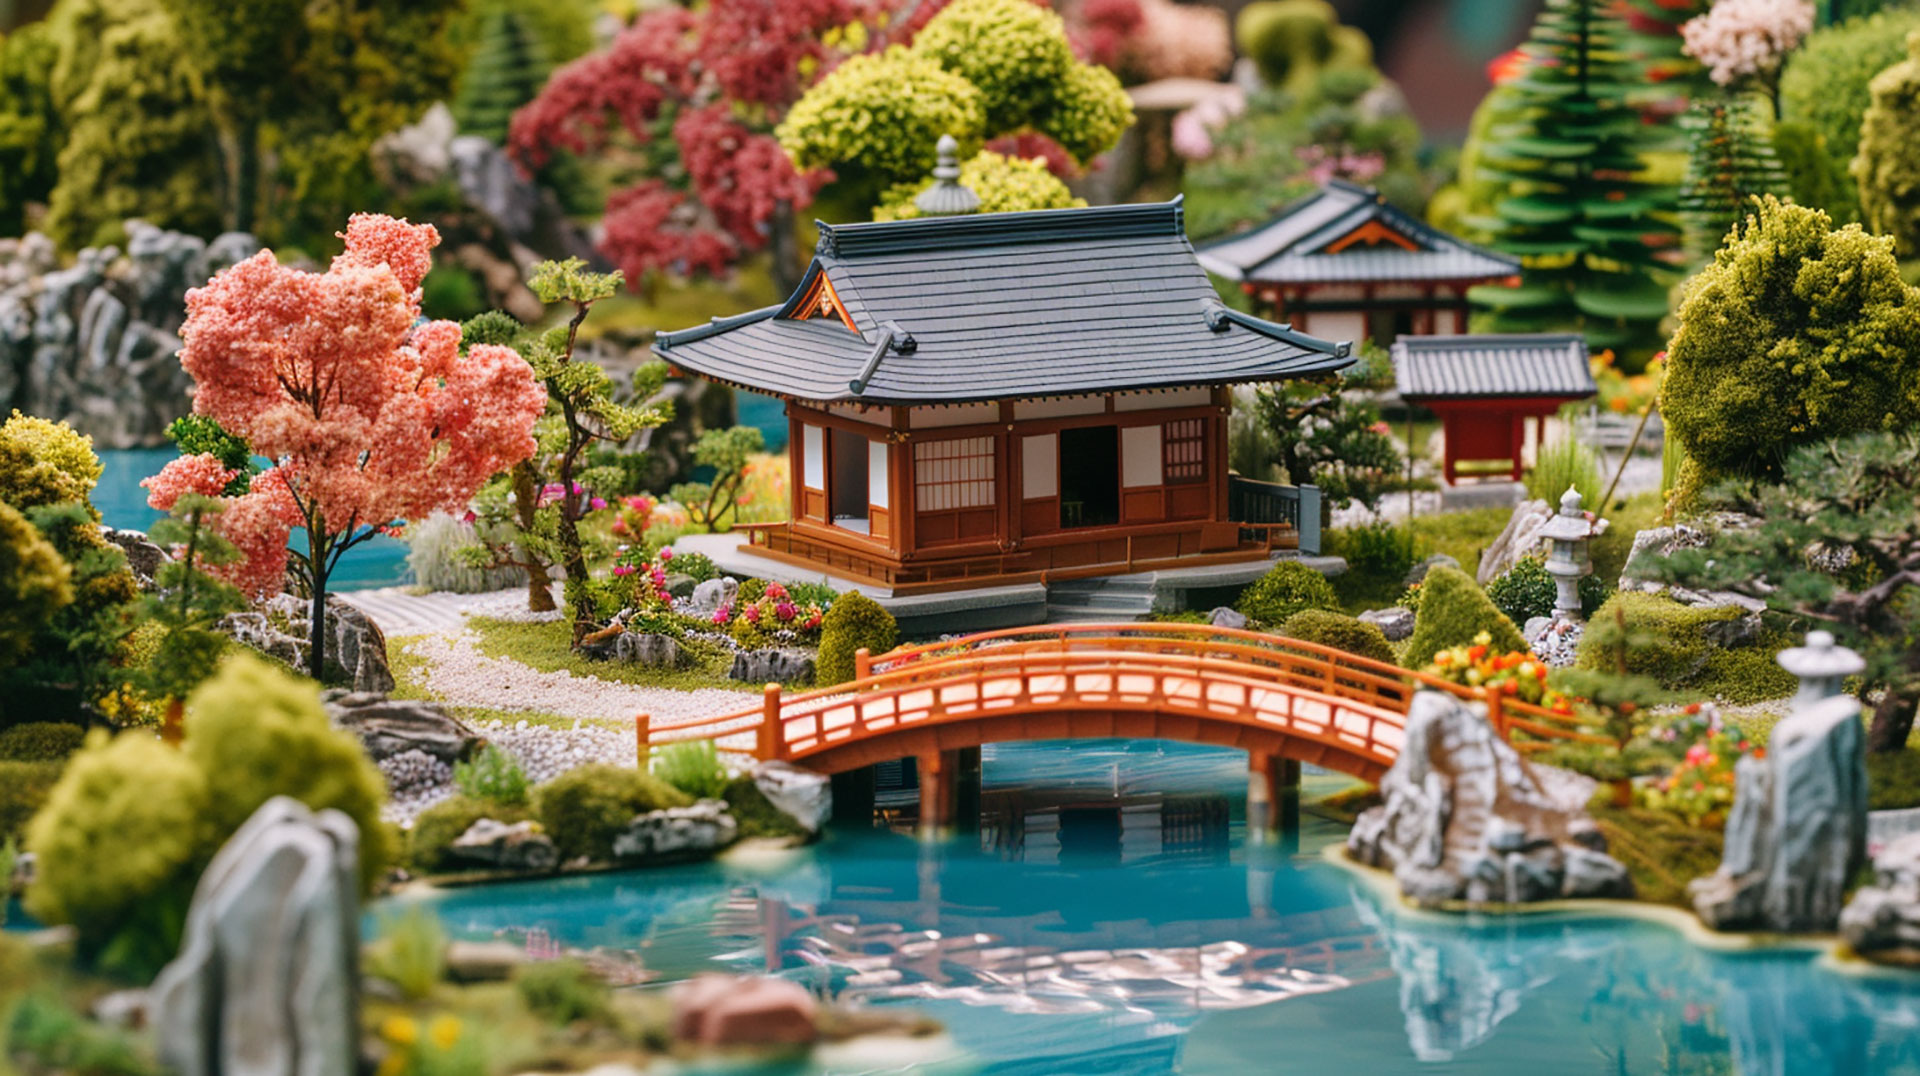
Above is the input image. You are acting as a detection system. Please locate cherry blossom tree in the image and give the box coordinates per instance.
[175,214,547,679]
[1680,0,1814,98]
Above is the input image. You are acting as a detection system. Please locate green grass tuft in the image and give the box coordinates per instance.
[466,617,757,693]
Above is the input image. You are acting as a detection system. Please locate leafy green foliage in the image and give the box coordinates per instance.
[875,150,1084,220]
[4,990,162,1075]
[1401,564,1527,668]
[0,722,84,762]
[515,958,609,1026]
[0,501,73,669]
[669,426,765,532]
[531,763,693,863]
[723,774,807,839]
[1486,555,1611,625]
[1525,436,1605,513]
[1660,198,1920,503]
[651,739,729,800]
[1468,0,1679,357]
[664,550,718,584]
[406,795,529,873]
[0,759,63,844]
[1867,749,1920,810]
[0,410,103,510]
[817,591,898,686]
[165,415,255,496]
[121,494,248,708]
[454,744,531,807]
[1235,561,1340,628]
[182,654,395,889]
[1234,0,1372,91]
[1573,591,1796,704]
[369,904,447,1001]
[452,1,553,144]
[1853,30,1920,258]
[0,21,59,236]
[1276,609,1394,664]
[1588,801,1724,906]
[1677,93,1789,263]
[1778,7,1920,223]
[1246,368,1406,512]
[1642,430,1920,749]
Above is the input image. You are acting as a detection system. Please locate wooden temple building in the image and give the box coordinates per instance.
[655,186,1354,594]
[1196,180,1520,347]
[1392,333,1597,484]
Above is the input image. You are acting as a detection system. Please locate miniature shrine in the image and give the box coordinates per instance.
[1391,332,1597,484]
[1196,180,1520,346]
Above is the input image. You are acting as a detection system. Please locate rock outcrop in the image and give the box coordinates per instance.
[224,594,395,694]
[689,577,739,618]
[613,799,738,860]
[1840,832,1920,963]
[671,974,819,1048]
[1476,499,1553,584]
[150,797,360,1076]
[730,649,816,687]
[101,526,169,587]
[1618,522,1768,612]
[0,224,260,447]
[1690,695,1867,932]
[322,691,481,765]
[752,760,832,834]
[1358,606,1414,641]
[1348,690,1632,906]
[450,818,557,873]
[582,630,682,667]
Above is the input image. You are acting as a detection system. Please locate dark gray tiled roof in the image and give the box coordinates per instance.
[654,199,1353,405]
[1392,333,1597,400]
[1196,181,1520,286]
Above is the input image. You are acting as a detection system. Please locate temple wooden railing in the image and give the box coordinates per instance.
[638,623,1603,781]
[1228,476,1319,554]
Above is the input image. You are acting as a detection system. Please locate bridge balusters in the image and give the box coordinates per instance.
[635,713,650,769]
[855,647,872,681]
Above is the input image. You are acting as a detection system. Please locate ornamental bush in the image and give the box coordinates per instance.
[1778,7,1920,222]
[1234,561,1339,628]
[1235,0,1372,90]
[911,0,1077,133]
[817,591,899,687]
[531,763,692,863]
[0,722,84,762]
[0,410,102,511]
[454,744,530,807]
[775,47,986,196]
[1486,556,1611,625]
[24,731,211,967]
[1660,198,1920,503]
[0,502,72,669]
[1852,30,1920,258]
[1401,565,1527,668]
[1574,592,1798,704]
[183,653,395,890]
[1276,609,1395,665]
[0,759,63,844]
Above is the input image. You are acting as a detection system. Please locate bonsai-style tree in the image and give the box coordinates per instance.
[777,0,1133,214]
[1676,94,1790,261]
[176,214,546,680]
[1469,0,1680,357]
[1248,363,1404,514]
[1852,29,1920,257]
[136,456,254,730]
[520,259,672,644]
[1644,430,1920,754]
[1660,197,1920,504]
[669,426,765,532]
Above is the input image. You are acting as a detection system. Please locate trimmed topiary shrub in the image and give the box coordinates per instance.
[1485,556,1611,625]
[1235,560,1340,628]
[0,759,63,843]
[0,721,84,762]
[817,591,899,687]
[1574,592,1798,705]
[1401,565,1527,668]
[531,763,693,863]
[183,654,395,890]
[1276,609,1395,665]
[407,795,531,873]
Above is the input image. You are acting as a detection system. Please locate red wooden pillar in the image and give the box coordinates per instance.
[917,751,952,840]
[1247,750,1300,850]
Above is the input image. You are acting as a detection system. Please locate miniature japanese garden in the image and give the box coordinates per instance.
[4,0,1920,1072]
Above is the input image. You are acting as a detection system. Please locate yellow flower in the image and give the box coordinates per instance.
[382,1015,419,1047]
[428,1015,462,1050]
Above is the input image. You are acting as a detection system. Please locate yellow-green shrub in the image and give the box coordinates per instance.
[1574,592,1797,705]
[531,763,692,863]
[1235,560,1339,627]
[1277,609,1394,665]
[817,591,898,686]
[1401,564,1526,668]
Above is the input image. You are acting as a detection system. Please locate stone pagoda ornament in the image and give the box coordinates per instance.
[913,134,981,218]
[1537,486,1597,621]
[1778,630,1867,711]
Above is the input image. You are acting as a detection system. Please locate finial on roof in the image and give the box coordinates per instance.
[914,134,981,218]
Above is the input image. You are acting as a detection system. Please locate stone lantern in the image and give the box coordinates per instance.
[1537,486,1597,621]
[1778,630,1866,712]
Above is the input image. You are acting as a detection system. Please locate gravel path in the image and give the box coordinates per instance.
[399,629,752,725]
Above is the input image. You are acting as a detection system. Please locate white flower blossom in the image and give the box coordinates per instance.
[1681,0,1815,87]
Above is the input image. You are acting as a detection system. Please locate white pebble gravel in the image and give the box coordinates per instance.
[402,630,752,723]
[470,718,638,784]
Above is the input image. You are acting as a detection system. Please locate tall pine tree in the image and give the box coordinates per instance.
[454,3,551,144]
[1469,0,1679,358]
[1677,93,1789,262]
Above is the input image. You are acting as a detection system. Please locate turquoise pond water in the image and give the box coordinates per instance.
[387,741,1920,1075]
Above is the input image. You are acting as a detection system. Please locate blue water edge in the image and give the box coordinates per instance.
[388,741,1920,1075]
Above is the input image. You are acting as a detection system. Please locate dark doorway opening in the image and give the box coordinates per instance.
[829,427,868,532]
[1059,425,1119,529]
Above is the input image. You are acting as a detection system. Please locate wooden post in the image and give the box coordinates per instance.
[1247,751,1300,851]
[855,647,872,681]
[635,713,650,771]
[760,683,782,760]
[917,751,951,841]
[1486,689,1506,741]
[952,747,982,836]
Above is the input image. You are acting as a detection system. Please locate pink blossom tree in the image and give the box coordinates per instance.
[175,214,547,679]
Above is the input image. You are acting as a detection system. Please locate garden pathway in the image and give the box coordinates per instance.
[396,629,749,725]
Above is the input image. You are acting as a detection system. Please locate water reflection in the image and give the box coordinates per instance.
[408,755,1920,1074]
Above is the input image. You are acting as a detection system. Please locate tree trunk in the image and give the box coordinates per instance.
[511,461,556,613]
[1867,685,1919,754]
[557,503,591,646]
[769,199,803,295]
[307,531,329,683]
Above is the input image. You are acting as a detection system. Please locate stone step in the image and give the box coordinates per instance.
[1044,589,1156,610]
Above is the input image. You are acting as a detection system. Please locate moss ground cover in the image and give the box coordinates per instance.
[464,617,756,693]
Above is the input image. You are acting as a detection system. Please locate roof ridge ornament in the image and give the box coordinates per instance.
[913,134,981,218]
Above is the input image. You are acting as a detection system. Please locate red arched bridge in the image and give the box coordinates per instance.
[637,623,1594,835]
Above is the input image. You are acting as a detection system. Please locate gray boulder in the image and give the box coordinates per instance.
[322,691,481,765]
[1840,832,1920,964]
[729,648,816,687]
[1475,499,1553,584]
[1348,690,1632,906]
[150,797,360,1076]
[1691,694,1867,932]
[617,632,682,667]
[224,594,394,694]
[449,818,557,874]
[1208,606,1248,630]
[612,799,739,860]
[1359,606,1414,642]
[1405,553,1460,587]
[752,760,832,834]
[689,576,740,617]
[102,526,168,586]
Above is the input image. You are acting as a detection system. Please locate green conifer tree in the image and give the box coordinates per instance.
[453,2,550,144]
[1678,93,1790,262]
[1469,0,1679,358]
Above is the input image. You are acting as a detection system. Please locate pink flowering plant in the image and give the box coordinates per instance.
[718,580,827,647]
[1638,709,1762,827]
[1680,0,1814,90]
